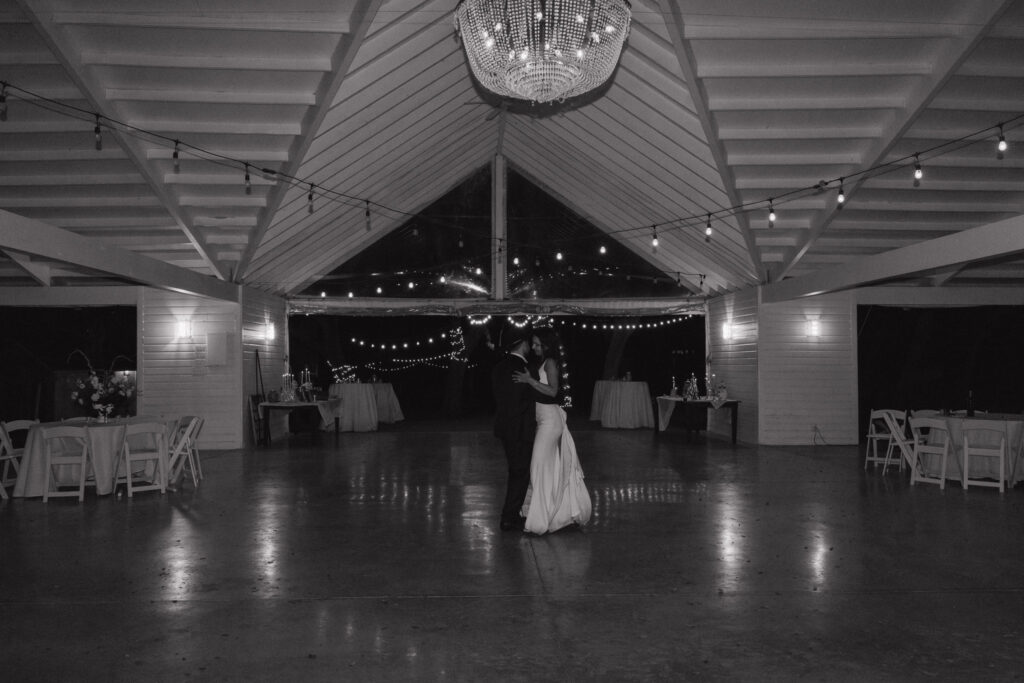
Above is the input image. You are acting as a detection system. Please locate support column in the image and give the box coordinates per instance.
[491,154,507,301]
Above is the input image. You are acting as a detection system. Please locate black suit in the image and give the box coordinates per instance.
[491,352,536,526]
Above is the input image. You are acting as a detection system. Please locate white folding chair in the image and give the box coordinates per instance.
[962,427,1006,493]
[1,419,37,499]
[169,416,203,488]
[114,421,168,497]
[908,417,955,489]
[881,411,913,474]
[864,409,907,472]
[41,424,91,502]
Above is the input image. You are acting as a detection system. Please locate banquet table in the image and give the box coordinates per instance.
[916,413,1024,486]
[12,416,176,498]
[370,383,404,424]
[328,383,379,432]
[259,399,342,443]
[589,380,654,429]
[656,396,741,444]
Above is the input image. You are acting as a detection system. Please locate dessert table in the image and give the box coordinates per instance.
[916,413,1024,486]
[259,399,342,443]
[656,396,741,444]
[12,416,177,498]
[328,383,379,432]
[370,383,404,424]
[589,380,654,429]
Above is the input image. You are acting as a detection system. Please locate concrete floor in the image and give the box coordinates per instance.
[2,416,1023,682]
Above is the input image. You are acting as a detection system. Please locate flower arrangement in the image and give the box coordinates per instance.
[68,350,136,419]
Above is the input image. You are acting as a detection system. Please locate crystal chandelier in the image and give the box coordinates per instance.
[454,0,631,104]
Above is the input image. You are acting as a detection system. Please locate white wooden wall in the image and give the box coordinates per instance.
[241,287,288,446]
[758,291,858,445]
[137,287,244,449]
[706,289,760,443]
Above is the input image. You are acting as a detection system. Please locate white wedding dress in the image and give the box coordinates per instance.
[521,366,592,534]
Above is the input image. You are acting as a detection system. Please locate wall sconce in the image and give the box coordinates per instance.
[263,322,276,341]
[806,319,821,338]
[175,318,193,339]
[722,322,733,341]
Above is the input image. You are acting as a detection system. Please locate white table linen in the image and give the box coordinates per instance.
[370,383,404,424]
[328,383,379,432]
[589,380,654,429]
[916,414,1024,486]
[13,416,175,498]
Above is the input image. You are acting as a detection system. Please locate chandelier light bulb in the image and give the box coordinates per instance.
[455,0,632,104]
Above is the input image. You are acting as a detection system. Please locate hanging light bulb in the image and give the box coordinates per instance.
[768,199,776,228]
[512,256,519,266]
[705,214,713,243]
[913,155,922,186]
[0,82,8,122]
[599,245,606,255]
[837,178,845,209]
[651,225,658,251]
[244,164,252,195]
[307,184,315,213]
[93,114,102,151]
[172,140,180,173]
[556,251,563,260]
[365,200,371,232]
[997,125,1007,159]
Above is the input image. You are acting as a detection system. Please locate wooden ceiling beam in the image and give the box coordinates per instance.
[16,0,230,282]
[777,0,1017,280]
[235,0,386,281]
[762,214,1024,303]
[660,0,764,284]
[0,209,238,301]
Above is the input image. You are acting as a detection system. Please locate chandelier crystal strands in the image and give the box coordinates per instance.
[454,0,632,104]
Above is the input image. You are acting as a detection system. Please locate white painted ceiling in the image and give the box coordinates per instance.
[1,0,1022,300]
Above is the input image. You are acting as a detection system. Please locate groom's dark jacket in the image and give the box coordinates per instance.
[492,352,535,445]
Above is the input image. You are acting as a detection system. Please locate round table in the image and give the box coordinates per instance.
[589,380,654,429]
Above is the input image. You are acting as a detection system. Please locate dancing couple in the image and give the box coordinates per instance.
[491,326,591,534]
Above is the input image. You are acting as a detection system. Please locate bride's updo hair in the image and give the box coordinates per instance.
[532,327,562,363]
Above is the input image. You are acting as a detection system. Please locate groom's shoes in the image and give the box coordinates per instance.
[500,517,525,531]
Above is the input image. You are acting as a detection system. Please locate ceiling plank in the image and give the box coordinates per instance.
[235,0,385,282]
[15,0,230,282]
[0,209,238,301]
[762,214,1024,303]
[777,0,1017,280]
[659,0,764,284]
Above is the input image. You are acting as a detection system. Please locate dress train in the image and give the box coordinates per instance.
[522,402,591,534]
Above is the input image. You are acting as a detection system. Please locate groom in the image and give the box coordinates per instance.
[491,328,536,531]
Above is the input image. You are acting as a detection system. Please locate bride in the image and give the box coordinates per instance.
[512,328,592,534]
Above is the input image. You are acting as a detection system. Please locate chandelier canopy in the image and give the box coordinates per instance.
[454,0,632,104]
